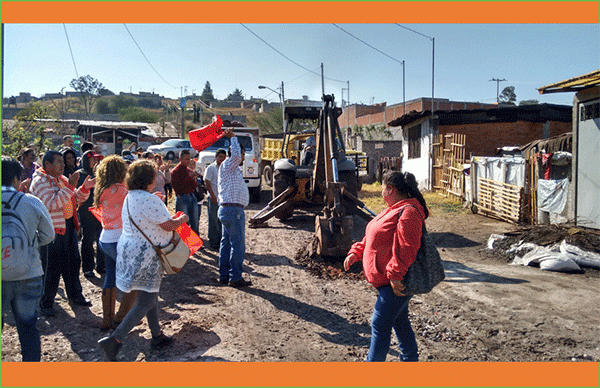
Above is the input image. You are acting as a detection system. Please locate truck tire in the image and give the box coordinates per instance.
[263,164,273,187]
[249,186,261,203]
[273,169,295,221]
[338,170,358,215]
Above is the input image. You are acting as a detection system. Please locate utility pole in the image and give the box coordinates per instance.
[281,81,285,133]
[490,78,507,103]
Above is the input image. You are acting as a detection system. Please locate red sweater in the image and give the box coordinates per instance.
[170,163,197,196]
[348,198,425,288]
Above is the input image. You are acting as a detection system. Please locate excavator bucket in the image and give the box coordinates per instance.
[314,213,354,258]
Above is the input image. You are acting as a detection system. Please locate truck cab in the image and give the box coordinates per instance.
[195,129,262,203]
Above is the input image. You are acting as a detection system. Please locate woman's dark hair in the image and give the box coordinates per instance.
[125,159,157,191]
[81,142,94,153]
[142,151,154,159]
[2,156,24,186]
[383,170,429,219]
[61,147,77,165]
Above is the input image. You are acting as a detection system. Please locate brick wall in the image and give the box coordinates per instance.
[441,120,572,158]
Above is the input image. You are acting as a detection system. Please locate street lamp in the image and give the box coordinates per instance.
[259,82,285,133]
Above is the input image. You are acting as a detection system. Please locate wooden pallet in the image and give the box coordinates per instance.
[475,178,523,223]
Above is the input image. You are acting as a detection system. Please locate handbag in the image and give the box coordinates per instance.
[398,205,445,295]
[127,200,191,275]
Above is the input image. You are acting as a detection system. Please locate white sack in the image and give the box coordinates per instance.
[559,240,600,269]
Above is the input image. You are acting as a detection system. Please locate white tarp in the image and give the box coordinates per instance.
[471,156,525,203]
[537,178,569,214]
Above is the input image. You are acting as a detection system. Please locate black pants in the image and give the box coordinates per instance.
[40,218,85,309]
[78,208,105,273]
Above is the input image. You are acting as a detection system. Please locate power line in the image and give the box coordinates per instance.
[332,24,404,65]
[123,24,178,89]
[395,24,433,40]
[63,24,79,78]
[240,24,346,84]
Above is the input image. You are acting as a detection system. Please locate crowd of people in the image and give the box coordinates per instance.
[2,132,430,363]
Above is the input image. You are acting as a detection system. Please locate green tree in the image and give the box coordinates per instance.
[69,75,104,116]
[352,124,392,141]
[519,99,540,106]
[200,81,215,105]
[226,88,244,101]
[112,95,137,113]
[118,107,159,123]
[95,99,111,114]
[3,103,53,157]
[499,86,517,105]
[248,107,283,134]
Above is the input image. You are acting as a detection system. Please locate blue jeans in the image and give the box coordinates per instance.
[175,193,200,236]
[98,241,117,289]
[1,276,43,361]
[111,290,161,342]
[218,206,246,282]
[206,196,222,249]
[367,285,418,362]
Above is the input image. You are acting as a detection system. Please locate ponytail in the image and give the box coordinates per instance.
[383,170,429,219]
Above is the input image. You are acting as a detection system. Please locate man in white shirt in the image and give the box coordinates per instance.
[203,148,227,250]
[217,130,251,288]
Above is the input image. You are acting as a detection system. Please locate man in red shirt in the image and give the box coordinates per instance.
[170,149,200,235]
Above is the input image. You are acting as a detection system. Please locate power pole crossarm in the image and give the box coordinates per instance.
[489,78,507,103]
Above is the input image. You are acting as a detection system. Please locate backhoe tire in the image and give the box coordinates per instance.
[338,170,358,215]
[263,164,273,187]
[273,169,296,221]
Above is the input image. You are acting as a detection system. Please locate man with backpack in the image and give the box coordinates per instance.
[2,157,55,361]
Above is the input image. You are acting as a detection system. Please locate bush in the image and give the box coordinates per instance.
[118,107,159,123]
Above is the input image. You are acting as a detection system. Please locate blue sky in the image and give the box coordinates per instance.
[3,23,598,107]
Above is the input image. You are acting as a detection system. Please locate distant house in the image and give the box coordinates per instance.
[538,70,600,230]
[387,103,573,189]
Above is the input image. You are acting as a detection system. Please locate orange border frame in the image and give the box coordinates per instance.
[2,362,599,386]
[1,1,599,23]
[1,1,599,387]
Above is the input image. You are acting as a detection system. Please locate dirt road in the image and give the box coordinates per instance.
[2,190,599,362]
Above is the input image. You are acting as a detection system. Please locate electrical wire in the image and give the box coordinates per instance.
[123,24,178,89]
[63,24,79,78]
[240,24,346,84]
[332,24,404,65]
[395,24,433,41]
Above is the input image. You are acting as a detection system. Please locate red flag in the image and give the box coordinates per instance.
[175,211,204,255]
[189,115,224,152]
[89,206,103,223]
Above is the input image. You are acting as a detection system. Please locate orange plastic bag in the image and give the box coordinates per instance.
[175,211,204,255]
[189,115,223,152]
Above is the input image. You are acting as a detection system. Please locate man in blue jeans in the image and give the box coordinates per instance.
[1,156,55,361]
[217,130,251,288]
[171,149,200,235]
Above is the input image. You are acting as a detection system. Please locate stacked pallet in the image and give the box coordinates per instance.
[475,178,523,223]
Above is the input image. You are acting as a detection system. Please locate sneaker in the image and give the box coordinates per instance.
[229,279,252,288]
[150,332,174,350]
[215,278,229,285]
[40,307,55,317]
[83,271,96,278]
[98,336,121,361]
[70,297,92,307]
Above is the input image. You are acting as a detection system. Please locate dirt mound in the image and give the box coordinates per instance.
[294,236,364,281]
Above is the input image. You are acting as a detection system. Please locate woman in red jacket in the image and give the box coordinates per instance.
[344,171,428,362]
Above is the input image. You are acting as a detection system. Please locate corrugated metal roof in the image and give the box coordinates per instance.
[537,70,600,94]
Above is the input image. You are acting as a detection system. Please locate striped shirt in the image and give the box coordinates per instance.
[217,137,249,207]
[30,168,90,235]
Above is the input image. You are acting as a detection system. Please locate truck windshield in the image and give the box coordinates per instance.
[206,136,252,151]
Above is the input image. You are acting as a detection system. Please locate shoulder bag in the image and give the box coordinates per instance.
[398,205,445,295]
[126,200,190,275]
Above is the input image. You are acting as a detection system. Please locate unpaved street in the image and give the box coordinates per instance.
[2,190,599,362]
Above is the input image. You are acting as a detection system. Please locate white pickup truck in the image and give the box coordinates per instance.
[195,128,262,203]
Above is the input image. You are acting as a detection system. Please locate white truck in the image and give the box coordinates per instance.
[195,127,262,203]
